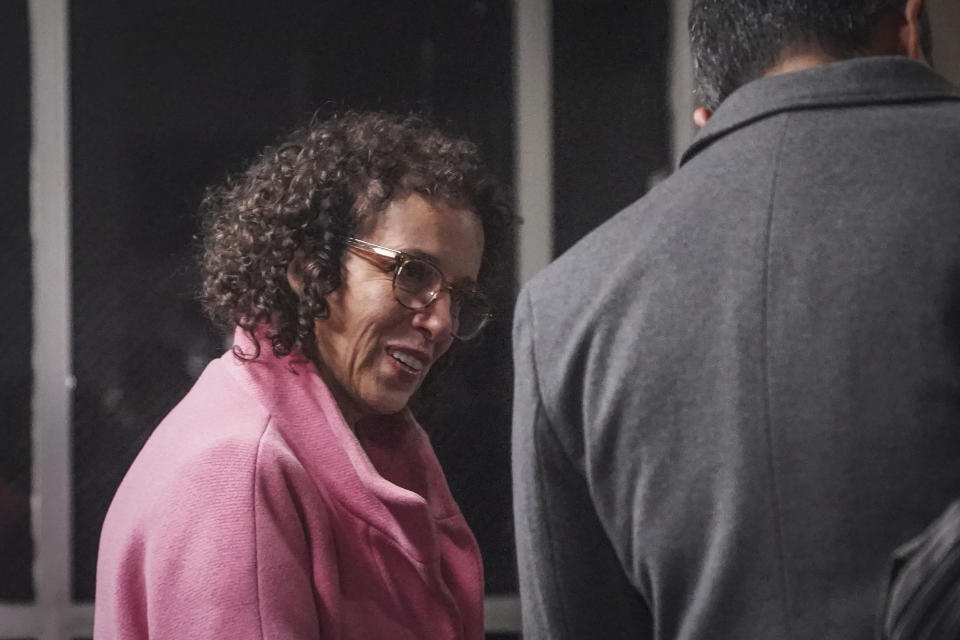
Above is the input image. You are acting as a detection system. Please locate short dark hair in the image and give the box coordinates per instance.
[199,110,513,358]
[689,0,913,110]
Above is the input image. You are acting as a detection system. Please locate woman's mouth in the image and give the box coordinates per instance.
[386,347,427,373]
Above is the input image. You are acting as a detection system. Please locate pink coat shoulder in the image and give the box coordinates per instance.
[95,332,484,639]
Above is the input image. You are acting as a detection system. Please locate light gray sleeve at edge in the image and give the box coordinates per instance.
[511,286,652,640]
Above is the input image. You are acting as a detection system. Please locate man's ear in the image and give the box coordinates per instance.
[901,0,927,62]
[693,107,713,128]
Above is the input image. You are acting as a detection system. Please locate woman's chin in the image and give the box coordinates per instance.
[354,389,415,421]
[375,395,413,416]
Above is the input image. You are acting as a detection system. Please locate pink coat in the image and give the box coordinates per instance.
[94,328,484,639]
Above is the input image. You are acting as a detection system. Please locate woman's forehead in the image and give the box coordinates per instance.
[363,193,484,279]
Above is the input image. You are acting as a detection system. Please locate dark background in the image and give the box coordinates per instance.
[0,0,34,604]
[554,0,670,254]
[3,1,671,637]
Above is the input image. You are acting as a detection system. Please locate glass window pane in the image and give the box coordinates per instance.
[0,0,35,603]
[71,0,515,600]
[553,0,671,254]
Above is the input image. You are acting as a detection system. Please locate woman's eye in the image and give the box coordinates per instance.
[398,260,437,290]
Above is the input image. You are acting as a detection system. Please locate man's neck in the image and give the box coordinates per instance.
[764,51,843,78]
[763,6,926,79]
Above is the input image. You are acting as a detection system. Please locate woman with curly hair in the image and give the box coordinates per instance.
[94,111,513,639]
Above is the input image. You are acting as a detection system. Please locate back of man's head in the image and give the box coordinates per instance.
[689,0,930,110]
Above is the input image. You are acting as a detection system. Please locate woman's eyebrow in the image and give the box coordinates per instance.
[401,248,480,288]
[402,248,439,263]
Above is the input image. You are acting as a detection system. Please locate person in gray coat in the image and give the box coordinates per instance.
[511,0,960,638]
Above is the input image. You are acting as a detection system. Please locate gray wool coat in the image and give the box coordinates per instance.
[512,57,960,640]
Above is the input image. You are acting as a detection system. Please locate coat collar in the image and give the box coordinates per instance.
[680,56,960,167]
[220,326,465,561]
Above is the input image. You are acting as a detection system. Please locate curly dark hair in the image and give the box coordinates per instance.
[199,110,513,358]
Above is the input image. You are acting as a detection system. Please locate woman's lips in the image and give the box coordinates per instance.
[386,346,429,374]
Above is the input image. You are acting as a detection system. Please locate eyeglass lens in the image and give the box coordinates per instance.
[394,258,489,338]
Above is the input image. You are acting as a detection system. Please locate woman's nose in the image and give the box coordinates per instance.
[411,293,456,342]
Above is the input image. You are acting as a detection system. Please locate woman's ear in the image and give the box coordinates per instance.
[286,252,306,297]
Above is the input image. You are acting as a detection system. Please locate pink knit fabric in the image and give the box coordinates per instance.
[94,328,484,639]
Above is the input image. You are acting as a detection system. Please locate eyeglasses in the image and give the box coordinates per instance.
[344,237,493,340]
